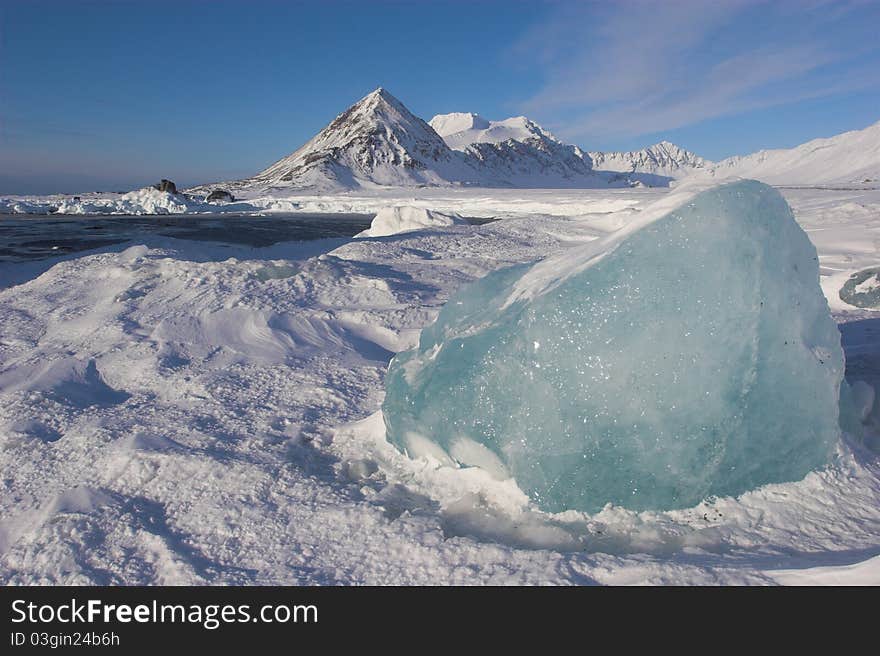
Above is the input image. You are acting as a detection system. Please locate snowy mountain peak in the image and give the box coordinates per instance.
[245,87,477,190]
[429,112,490,137]
[323,87,429,137]
[590,142,709,173]
[430,112,561,151]
[587,141,710,186]
[214,92,632,191]
[650,141,706,164]
[355,86,412,116]
[430,111,601,187]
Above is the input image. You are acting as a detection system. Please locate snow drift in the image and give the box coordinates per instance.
[382,180,844,514]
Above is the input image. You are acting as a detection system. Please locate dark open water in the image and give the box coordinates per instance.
[0,212,497,263]
[0,213,378,262]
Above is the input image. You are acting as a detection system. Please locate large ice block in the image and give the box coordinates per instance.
[382,181,844,513]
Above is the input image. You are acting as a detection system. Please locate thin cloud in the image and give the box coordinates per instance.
[513,0,880,143]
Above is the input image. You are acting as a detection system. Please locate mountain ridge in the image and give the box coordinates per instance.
[192,88,878,193]
[211,89,624,192]
[429,112,562,151]
[590,141,709,172]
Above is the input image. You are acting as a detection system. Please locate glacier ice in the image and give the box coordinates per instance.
[382,180,845,513]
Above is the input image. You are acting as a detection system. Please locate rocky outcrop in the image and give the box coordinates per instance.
[206,189,235,203]
[153,179,178,194]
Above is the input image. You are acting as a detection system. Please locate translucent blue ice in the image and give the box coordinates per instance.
[383,181,844,513]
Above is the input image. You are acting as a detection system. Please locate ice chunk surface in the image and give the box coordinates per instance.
[357,206,468,237]
[382,180,844,513]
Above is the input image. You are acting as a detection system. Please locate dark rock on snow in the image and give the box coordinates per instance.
[206,189,235,203]
[153,179,177,194]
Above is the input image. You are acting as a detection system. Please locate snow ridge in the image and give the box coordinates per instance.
[702,120,880,186]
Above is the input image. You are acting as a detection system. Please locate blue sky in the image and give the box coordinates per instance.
[2,0,879,194]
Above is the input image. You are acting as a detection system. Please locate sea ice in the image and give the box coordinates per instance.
[383,180,845,513]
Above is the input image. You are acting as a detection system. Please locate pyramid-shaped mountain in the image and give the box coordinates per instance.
[219,88,634,191]
[245,88,483,191]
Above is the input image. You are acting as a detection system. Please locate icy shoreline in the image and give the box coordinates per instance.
[1,185,655,219]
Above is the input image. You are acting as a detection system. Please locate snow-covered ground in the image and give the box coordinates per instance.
[1,185,878,585]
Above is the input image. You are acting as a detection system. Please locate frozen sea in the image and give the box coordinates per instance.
[0,185,878,585]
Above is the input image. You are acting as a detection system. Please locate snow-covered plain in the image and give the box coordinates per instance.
[1,184,879,585]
